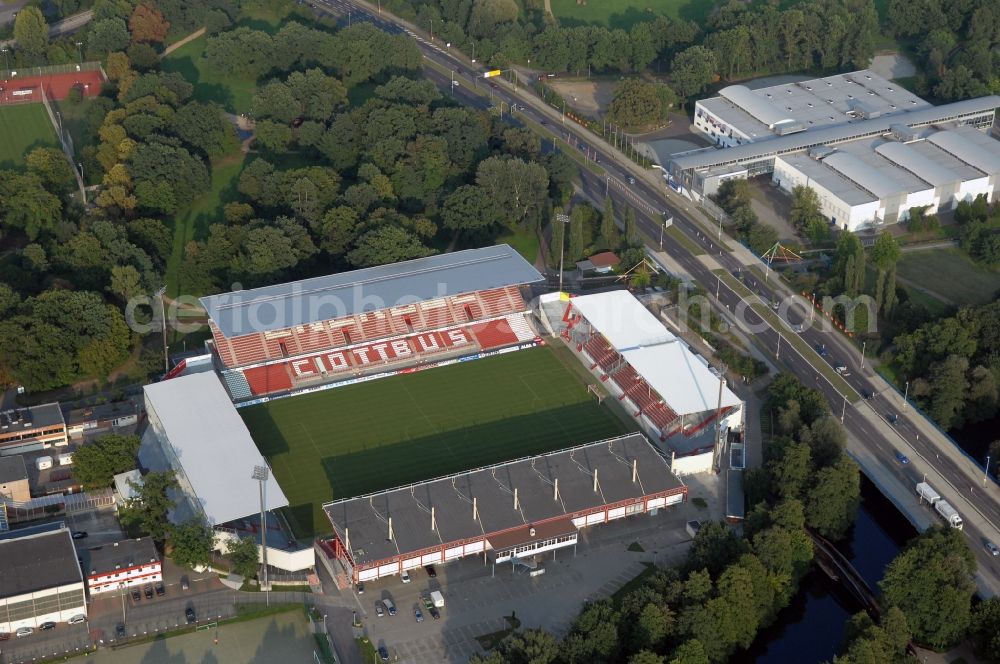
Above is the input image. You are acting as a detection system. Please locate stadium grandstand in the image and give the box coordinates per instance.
[558,290,743,475]
[198,245,544,402]
[320,433,687,584]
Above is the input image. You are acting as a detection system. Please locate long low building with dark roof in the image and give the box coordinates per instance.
[0,523,86,633]
[322,433,687,583]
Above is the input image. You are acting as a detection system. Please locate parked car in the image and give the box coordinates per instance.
[401,570,410,584]
[185,607,196,624]
[987,541,999,557]
[115,624,126,639]
[894,450,909,465]
[357,582,364,594]
[378,645,390,662]
[0,632,10,641]
[130,588,141,602]
[374,601,385,618]
[39,621,56,631]
[71,531,88,540]
[15,626,33,638]
[68,615,86,625]
[144,585,153,600]
[383,598,396,616]
[424,565,436,578]
[430,606,441,620]
[414,607,424,622]
[155,582,165,597]
[181,577,190,591]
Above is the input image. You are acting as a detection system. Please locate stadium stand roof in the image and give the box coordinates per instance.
[568,291,675,350]
[621,345,741,416]
[672,96,1000,172]
[928,129,1000,175]
[200,245,544,338]
[143,372,287,525]
[0,523,81,599]
[323,434,683,565]
[874,141,960,187]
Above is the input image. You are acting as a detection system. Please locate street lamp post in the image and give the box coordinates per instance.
[561,99,566,125]
[252,464,270,594]
[860,340,867,370]
[471,41,476,62]
[605,176,610,197]
[155,286,168,374]
[903,380,909,412]
[776,330,782,359]
[985,455,991,487]
[75,42,83,64]
[1,48,9,72]
[841,395,847,423]
[556,213,570,293]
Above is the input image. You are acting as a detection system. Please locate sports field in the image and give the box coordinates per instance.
[0,103,58,167]
[241,346,628,537]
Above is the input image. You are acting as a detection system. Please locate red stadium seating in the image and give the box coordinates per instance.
[471,319,520,350]
[244,363,293,395]
[293,324,336,353]
[582,335,619,373]
[229,334,269,366]
[419,301,456,329]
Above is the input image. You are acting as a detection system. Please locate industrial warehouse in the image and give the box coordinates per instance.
[670,71,999,231]
[321,433,687,583]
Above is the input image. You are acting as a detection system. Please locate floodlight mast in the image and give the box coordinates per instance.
[252,464,270,592]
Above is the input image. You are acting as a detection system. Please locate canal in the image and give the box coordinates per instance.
[734,476,918,663]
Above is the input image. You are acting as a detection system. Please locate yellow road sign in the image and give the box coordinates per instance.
[483,70,502,78]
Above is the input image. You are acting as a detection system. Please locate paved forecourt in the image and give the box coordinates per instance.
[87,609,316,663]
[240,345,628,538]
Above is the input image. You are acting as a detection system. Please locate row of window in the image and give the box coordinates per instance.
[0,589,85,622]
[0,426,66,444]
[495,533,577,560]
[92,565,159,580]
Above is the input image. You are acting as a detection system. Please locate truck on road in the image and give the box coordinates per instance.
[935,500,963,529]
[430,591,444,608]
[916,482,940,504]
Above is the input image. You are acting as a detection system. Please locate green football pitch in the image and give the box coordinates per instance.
[240,345,629,537]
[0,103,58,167]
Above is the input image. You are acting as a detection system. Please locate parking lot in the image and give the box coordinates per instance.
[354,486,720,664]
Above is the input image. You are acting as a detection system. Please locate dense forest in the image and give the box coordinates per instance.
[0,1,580,394]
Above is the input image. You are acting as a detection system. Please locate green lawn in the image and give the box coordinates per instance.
[497,226,541,265]
[896,248,1000,308]
[240,346,628,537]
[161,36,258,114]
[0,103,58,168]
[550,0,714,29]
[166,153,246,297]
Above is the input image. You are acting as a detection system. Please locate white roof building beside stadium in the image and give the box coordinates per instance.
[141,372,288,525]
[569,291,740,417]
[201,245,543,338]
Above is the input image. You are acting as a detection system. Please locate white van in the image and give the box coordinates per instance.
[382,598,396,616]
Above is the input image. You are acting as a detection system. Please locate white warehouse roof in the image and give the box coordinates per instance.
[874,141,959,187]
[718,85,794,129]
[822,151,906,198]
[143,372,288,525]
[621,345,741,416]
[568,291,675,350]
[928,129,1000,175]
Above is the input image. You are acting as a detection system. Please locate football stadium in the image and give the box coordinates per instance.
[140,245,742,579]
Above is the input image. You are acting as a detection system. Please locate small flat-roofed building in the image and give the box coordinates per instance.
[0,523,86,633]
[576,252,621,274]
[0,456,30,503]
[0,404,67,456]
[323,433,687,583]
[84,537,161,594]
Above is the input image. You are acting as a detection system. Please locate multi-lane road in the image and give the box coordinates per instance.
[310,0,1000,588]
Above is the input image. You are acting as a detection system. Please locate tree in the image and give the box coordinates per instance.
[441,185,497,234]
[669,640,709,664]
[347,226,434,267]
[747,223,778,255]
[120,470,177,541]
[226,536,260,581]
[670,46,717,98]
[173,102,237,157]
[789,186,824,239]
[254,120,293,153]
[467,0,519,38]
[26,148,76,193]
[924,354,970,429]
[169,519,217,570]
[601,196,620,250]
[629,652,665,664]
[879,526,976,649]
[109,264,144,303]
[870,231,900,314]
[87,18,131,57]
[969,597,1000,662]
[685,521,747,576]
[71,434,141,489]
[835,231,865,296]
[625,207,639,247]
[129,4,170,43]
[476,156,549,228]
[608,79,664,127]
[14,7,49,62]
[715,179,750,215]
[804,455,860,539]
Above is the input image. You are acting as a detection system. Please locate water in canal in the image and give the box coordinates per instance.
[734,476,917,663]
